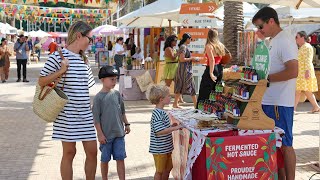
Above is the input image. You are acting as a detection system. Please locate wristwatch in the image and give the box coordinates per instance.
[125,123,130,126]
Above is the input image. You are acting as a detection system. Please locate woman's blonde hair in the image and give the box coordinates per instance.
[206,29,225,56]
[66,21,92,62]
[146,84,170,104]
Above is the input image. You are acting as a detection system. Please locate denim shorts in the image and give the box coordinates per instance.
[99,136,126,163]
[262,105,294,146]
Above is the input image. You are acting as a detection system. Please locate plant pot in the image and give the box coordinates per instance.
[127,65,133,70]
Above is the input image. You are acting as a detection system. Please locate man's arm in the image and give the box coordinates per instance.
[268,60,298,82]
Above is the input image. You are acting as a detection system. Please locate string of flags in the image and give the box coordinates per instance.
[0,2,111,22]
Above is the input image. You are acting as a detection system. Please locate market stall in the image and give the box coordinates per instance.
[167,38,285,179]
[119,60,156,100]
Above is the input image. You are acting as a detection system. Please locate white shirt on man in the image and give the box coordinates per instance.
[114,43,125,55]
[132,52,145,64]
[262,30,298,107]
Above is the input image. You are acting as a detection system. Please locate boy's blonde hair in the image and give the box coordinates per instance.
[146,84,170,104]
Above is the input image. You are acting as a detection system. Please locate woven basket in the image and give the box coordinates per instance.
[33,84,68,123]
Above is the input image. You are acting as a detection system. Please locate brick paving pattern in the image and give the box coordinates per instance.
[0,59,319,180]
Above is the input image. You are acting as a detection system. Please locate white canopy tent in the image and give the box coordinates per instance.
[220,0,320,8]
[115,0,182,28]
[0,23,17,35]
[28,30,52,38]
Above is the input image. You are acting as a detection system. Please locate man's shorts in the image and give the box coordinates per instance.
[153,153,173,173]
[262,105,294,146]
[99,136,126,163]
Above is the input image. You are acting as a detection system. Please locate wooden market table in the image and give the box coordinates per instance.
[169,111,283,180]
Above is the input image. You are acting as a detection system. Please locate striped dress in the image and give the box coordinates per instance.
[174,45,196,96]
[149,108,174,154]
[40,48,96,142]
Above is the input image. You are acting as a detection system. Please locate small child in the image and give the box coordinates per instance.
[92,65,131,180]
[147,85,183,180]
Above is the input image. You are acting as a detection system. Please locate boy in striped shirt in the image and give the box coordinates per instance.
[147,85,183,180]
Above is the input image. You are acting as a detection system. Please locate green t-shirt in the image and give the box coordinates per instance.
[92,90,125,139]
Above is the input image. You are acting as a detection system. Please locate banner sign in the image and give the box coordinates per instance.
[188,40,206,52]
[179,28,209,39]
[180,15,218,27]
[205,133,277,180]
[251,41,270,79]
[180,3,218,14]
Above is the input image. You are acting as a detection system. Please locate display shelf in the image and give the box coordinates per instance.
[232,95,257,102]
[239,80,260,86]
[224,112,241,120]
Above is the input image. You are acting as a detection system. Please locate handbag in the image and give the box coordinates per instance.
[221,47,232,64]
[33,50,68,123]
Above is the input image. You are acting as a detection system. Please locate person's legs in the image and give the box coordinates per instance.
[82,140,97,180]
[294,91,301,111]
[61,142,76,180]
[113,137,127,180]
[100,140,113,180]
[304,91,320,111]
[191,95,197,108]
[262,105,296,180]
[16,59,22,81]
[101,162,109,180]
[153,154,166,180]
[116,160,125,180]
[161,154,173,180]
[173,93,181,108]
[0,67,5,82]
[22,59,28,82]
[281,146,296,180]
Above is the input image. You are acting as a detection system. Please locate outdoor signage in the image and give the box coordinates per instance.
[180,15,218,27]
[205,133,277,179]
[179,28,209,39]
[188,40,206,52]
[28,21,69,32]
[179,3,218,14]
[251,41,270,79]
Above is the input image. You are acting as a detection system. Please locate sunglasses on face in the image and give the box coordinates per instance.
[255,20,270,30]
[81,33,93,43]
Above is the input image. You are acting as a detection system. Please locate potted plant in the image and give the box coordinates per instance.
[126,57,133,70]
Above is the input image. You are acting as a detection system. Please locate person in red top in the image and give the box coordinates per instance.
[197,28,225,108]
[48,39,58,55]
[310,33,318,45]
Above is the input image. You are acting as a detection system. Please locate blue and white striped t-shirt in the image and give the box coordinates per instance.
[149,108,174,154]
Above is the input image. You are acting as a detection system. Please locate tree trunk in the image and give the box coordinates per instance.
[223,1,244,65]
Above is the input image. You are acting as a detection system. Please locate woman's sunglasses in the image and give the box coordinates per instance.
[81,33,93,43]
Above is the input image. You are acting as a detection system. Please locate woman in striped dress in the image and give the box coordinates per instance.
[173,33,198,108]
[38,21,97,180]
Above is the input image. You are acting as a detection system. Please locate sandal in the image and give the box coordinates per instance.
[308,109,320,114]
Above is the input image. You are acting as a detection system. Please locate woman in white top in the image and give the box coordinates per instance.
[114,37,126,78]
[38,21,97,180]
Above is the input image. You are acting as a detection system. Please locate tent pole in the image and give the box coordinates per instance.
[137,28,140,48]
[150,27,155,57]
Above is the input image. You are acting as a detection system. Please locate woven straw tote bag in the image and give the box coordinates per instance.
[33,50,68,123]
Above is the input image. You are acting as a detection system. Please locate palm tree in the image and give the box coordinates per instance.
[223,1,244,65]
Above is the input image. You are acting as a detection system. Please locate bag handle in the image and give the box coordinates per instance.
[38,49,67,100]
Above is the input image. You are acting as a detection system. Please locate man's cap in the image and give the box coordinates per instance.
[18,34,24,38]
[98,65,119,79]
[1,38,6,42]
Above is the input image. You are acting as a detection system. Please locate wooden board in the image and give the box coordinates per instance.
[237,79,275,130]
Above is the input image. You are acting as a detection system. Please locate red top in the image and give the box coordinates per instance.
[206,53,222,66]
[310,34,318,44]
